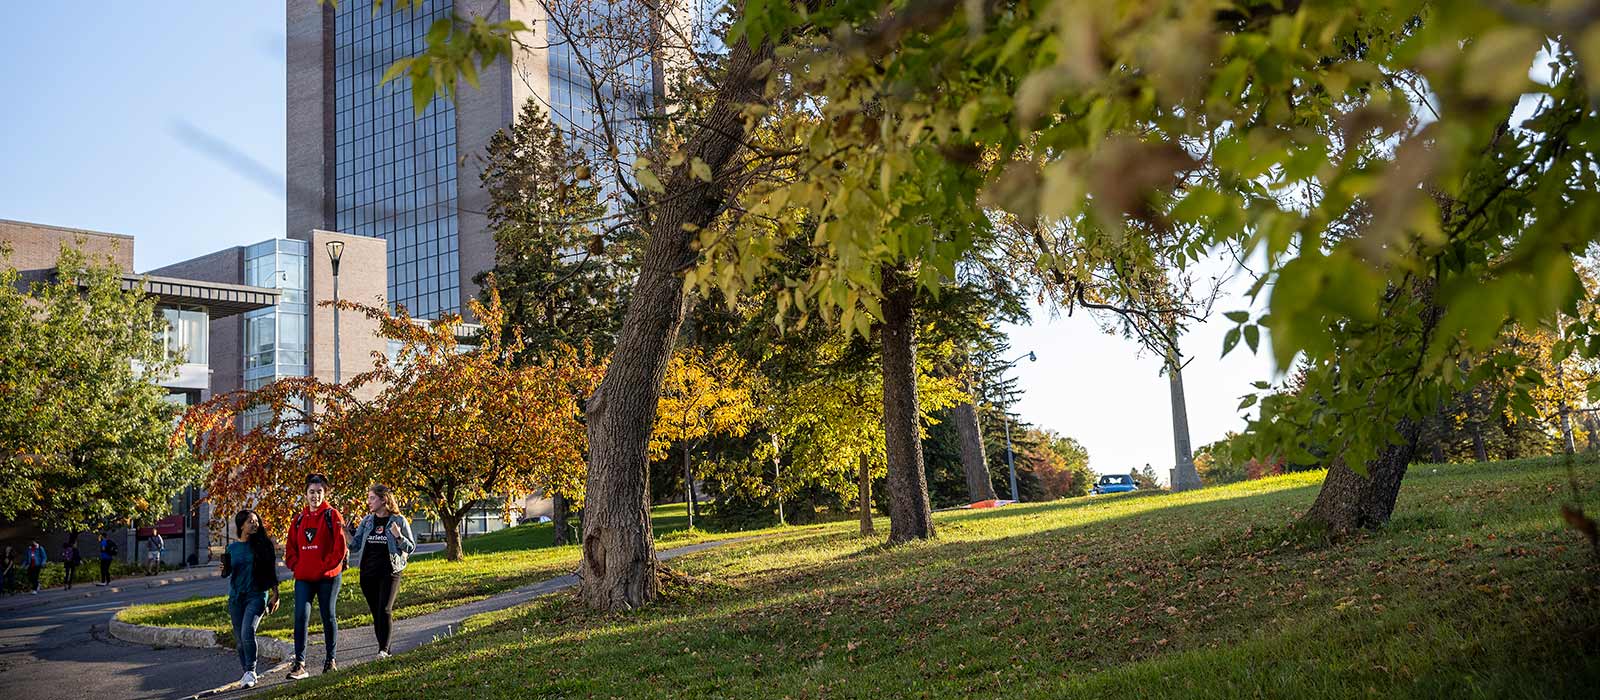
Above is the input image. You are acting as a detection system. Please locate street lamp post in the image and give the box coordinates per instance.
[325,240,345,384]
[998,351,1037,502]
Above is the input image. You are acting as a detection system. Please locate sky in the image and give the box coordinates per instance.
[0,5,1280,479]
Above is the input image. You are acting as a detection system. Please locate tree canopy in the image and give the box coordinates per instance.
[0,247,199,532]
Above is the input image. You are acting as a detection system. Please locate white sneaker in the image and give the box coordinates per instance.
[377,650,390,659]
[240,671,258,688]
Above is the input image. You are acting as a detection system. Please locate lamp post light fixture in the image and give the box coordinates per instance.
[325,240,345,384]
[1000,351,1037,502]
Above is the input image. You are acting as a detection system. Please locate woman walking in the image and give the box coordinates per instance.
[221,510,280,689]
[284,474,347,680]
[96,532,117,586]
[60,536,81,590]
[348,484,415,659]
[23,541,46,594]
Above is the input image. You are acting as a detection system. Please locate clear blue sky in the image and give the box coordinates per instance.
[0,4,1278,478]
[1,4,286,271]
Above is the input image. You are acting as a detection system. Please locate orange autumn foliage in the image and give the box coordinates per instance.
[179,282,601,555]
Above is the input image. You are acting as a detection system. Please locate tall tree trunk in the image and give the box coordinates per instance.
[858,453,875,536]
[1500,413,1520,459]
[1301,418,1420,532]
[880,263,935,544]
[953,398,997,502]
[771,433,786,526]
[440,510,466,562]
[1470,406,1489,462]
[551,493,572,546]
[1301,279,1441,533]
[683,445,695,530]
[1558,361,1576,454]
[1166,353,1202,491]
[576,32,776,611]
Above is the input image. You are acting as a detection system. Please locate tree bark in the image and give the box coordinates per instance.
[1301,418,1420,532]
[440,510,466,561]
[551,492,572,546]
[1558,361,1576,454]
[576,33,776,611]
[683,445,695,530]
[1500,413,1520,459]
[1300,278,1441,533]
[1470,412,1489,462]
[880,263,935,544]
[953,399,997,502]
[858,453,875,536]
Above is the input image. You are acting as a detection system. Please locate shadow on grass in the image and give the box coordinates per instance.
[283,457,1600,699]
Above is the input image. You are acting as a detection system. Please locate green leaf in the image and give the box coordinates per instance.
[691,157,713,183]
[426,17,452,46]
[1238,394,1258,410]
[1243,324,1260,354]
[1222,327,1242,357]
[958,100,981,137]
[1223,310,1249,323]
[412,73,435,115]
[636,167,665,193]
[379,59,410,88]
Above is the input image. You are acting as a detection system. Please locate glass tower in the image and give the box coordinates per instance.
[332,0,460,319]
[241,239,310,428]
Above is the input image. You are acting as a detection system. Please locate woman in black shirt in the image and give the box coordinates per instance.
[347,484,415,658]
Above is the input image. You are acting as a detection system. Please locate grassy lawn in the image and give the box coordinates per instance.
[116,503,791,644]
[263,456,1600,699]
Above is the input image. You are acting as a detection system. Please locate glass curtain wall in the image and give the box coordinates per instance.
[333,0,460,319]
[242,239,310,429]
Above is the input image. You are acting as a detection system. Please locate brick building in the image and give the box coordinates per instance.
[0,219,280,566]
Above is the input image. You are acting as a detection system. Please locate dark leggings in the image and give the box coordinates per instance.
[62,563,77,588]
[27,565,41,592]
[99,559,111,584]
[359,571,402,652]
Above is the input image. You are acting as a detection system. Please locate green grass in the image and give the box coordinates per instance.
[116,503,792,644]
[264,456,1600,699]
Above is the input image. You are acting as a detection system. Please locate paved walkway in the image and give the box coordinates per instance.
[0,538,746,699]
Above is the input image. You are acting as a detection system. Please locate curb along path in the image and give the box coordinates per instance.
[111,535,769,696]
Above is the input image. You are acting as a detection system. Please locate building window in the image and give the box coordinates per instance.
[333,0,459,318]
[162,307,207,365]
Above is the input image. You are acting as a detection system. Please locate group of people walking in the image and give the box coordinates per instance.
[221,473,415,688]
[1,533,121,594]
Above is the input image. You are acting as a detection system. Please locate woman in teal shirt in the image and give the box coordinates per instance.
[222,510,281,688]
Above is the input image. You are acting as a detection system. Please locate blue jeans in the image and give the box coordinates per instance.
[292,577,340,663]
[228,594,267,673]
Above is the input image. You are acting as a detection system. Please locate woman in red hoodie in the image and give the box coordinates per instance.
[283,473,347,679]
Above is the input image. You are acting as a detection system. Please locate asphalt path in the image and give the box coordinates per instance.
[0,538,753,699]
[0,543,446,700]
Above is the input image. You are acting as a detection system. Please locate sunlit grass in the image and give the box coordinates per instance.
[263,457,1600,699]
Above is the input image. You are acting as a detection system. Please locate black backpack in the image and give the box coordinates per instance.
[106,540,119,557]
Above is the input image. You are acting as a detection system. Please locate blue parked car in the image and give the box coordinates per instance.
[1092,474,1139,495]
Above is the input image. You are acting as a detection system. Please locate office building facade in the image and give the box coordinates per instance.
[287,0,661,318]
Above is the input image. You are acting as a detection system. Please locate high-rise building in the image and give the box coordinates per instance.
[286,0,659,319]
